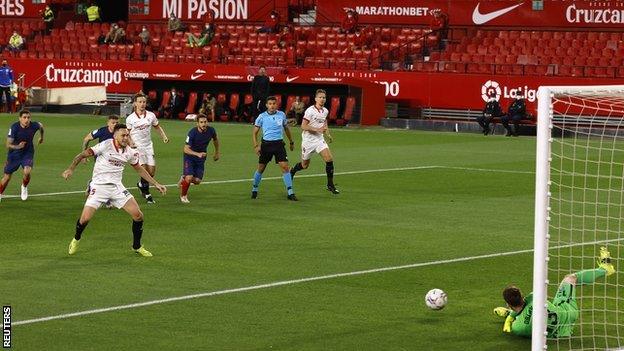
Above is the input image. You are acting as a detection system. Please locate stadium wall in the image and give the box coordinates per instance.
[13,58,623,121]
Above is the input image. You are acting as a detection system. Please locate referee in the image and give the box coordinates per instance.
[251,96,297,201]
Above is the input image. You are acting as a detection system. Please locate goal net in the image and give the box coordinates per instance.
[533,86,624,350]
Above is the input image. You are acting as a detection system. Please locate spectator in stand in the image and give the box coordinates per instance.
[199,93,216,122]
[429,9,449,48]
[278,26,294,48]
[502,94,528,137]
[341,9,358,34]
[7,32,24,53]
[76,0,87,19]
[0,60,13,113]
[477,94,504,136]
[251,66,270,118]
[168,13,185,32]
[159,87,184,119]
[41,5,54,35]
[138,25,150,45]
[287,96,305,125]
[188,22,214,48]
[104,24,125,44]
[257,10,280,34]
[86,1,101,22]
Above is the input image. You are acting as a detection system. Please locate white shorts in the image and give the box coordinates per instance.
[301,138,329,161]
[137,149,155,166]
[85,183,134,209]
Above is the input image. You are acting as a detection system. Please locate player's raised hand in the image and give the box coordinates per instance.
[155,183,167,195]
[213,151,220,161]
[62,169,73,180]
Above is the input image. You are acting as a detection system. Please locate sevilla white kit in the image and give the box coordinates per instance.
[126,110,159,166]
[301,105,330,160]
[85,139,139,209]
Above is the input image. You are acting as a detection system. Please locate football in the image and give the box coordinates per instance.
[425,289,448,310]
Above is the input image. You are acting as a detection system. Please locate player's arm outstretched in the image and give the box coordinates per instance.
[131,163,167,195]
[323,120,332,143]
[212,135,220,161]
[283,123,294,151]
[37,122,44,144]
[62,149,94,179]
[252,126,261,155]
[153,124,169,143]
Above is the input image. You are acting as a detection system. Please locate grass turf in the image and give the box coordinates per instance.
[0,113,616,350]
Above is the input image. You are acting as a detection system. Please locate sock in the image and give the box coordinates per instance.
[291,162,303,179]
[75,219,88,240]
[132,220,143,250]
[22,174,30,187]
[575,268,607,285]
[252,171,262,192]
[140,178,150,195]
[180,179,190,196]
[326,161,335,187]
[282,171,294,195]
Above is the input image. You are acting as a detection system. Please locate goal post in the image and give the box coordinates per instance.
[533,85,624,351]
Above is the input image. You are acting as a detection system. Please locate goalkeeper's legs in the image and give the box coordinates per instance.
[568,246,615,285]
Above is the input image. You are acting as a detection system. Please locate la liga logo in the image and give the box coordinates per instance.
[481,80,538,102]
[481,80,501,102]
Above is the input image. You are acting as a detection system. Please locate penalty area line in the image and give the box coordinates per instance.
[0,165,533,199]
[13,237,623,326]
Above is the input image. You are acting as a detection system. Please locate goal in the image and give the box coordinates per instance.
[533,86,624,350]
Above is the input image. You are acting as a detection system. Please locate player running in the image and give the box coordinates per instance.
[179,114,220,203]
[126,93,169,204]
[62,124,166,257]
[0,110,44,202]
[289,89,339,194]
[251,96,297,201]
[493,246,615,338]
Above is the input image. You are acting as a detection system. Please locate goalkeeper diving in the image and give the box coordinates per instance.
[493,246,615,338]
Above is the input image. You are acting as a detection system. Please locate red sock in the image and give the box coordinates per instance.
[180,180,190,196]
[22,175,30,187]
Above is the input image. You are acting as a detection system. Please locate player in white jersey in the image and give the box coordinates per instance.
[126,93,169,204]
[62,124,167,257]
[290,89,339,194]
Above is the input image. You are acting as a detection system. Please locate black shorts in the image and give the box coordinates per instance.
[259,140,288,164]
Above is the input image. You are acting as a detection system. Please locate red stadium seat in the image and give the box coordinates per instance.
[336,96,356,126]
[328,97,341,122]
[179,92,198,120]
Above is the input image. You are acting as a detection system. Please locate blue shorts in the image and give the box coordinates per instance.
[4,152,34,174]
[183,156,205,179]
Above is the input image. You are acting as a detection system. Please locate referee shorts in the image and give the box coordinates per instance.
[258,139,288,165]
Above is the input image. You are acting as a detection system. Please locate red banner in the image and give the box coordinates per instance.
[0,0,45,18]
[129,0,288,22]
[10,58,622,122]
[316,0,624,28]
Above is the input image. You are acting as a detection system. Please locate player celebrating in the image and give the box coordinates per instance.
[251,96,297,201]
[179,114,220,203]
[81,115,118,151]
[126,93,169,204]
[62,124,167,257]
[289,89,339,194]
[0,110,44,202]
[493,246,615,338]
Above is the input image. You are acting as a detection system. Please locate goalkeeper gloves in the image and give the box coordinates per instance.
[503,315,514,333]
[493,307,511,318]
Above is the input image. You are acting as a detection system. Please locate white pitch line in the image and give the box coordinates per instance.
[0,165,533,199]
[13,237,623,327]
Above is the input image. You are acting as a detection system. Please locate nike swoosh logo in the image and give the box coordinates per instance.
[472,2,524,25]
[191,69,206,80]
[286,76,299,83]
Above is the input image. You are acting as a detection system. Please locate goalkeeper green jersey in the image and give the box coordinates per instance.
[510,289,579,338]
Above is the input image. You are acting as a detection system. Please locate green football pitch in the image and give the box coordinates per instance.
[0,113,546,350]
